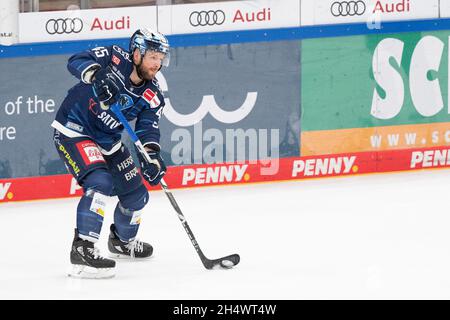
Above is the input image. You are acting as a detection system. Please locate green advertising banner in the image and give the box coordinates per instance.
[301,30,450,156]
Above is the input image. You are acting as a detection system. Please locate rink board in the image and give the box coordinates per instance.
[2,18,450,202]
[1,145,449,202]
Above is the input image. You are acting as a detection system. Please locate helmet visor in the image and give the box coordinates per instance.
[145,40,170,67]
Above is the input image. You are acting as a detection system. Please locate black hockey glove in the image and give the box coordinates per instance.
[139,150,167,186]
[92,67,120,106]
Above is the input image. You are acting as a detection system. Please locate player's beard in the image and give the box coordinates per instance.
[136,64,157,81]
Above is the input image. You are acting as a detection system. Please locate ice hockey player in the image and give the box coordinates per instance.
[51,28,170,278]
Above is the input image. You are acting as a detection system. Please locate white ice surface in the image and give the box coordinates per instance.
[1,169,450,299]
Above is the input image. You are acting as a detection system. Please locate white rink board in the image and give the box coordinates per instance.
[301,0,439,26]
[0,0,19,45]
[19,6,157,43]
[439,0,450,18]
[16,0,445,44]
[157,0,300,35]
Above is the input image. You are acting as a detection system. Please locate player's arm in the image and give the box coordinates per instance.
[135,107,162,151]
[68,46,120,106]
[135,105,166,185]
[67,46,113,84]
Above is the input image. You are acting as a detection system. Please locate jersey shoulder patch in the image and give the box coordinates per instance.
[142,88,161,109]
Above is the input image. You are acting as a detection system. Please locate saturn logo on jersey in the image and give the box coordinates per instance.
[142,89,161,109]
[98,112,121,130]
[76,141,105,165]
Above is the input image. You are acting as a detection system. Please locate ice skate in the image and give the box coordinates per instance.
[108,224,153,259]
[68,229,116,279]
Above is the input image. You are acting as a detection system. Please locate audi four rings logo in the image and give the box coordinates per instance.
[331,1,366,17]
[45,18,83,35]
[189,10,226,27]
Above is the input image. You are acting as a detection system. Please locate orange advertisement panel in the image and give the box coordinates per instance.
[301,123,450,156]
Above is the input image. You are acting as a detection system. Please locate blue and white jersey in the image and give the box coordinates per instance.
[52,45,165,154]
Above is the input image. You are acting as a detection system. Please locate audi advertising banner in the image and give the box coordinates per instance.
[301,0,439,26]
[18,6,157,43]
[14,0,445,44]
[157,0,300,35]
[17,0,301,44]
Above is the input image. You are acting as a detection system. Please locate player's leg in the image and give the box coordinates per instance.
[76,169,112,241]
[104,145,153,259]
[109,184,153,259]
[53,130,116,278]
[69,170,116,278]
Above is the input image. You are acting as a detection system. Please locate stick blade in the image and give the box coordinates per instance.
[204,254,240,270]
[220,254,240,268]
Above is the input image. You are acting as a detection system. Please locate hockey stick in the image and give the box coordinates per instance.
[110,103,240,269]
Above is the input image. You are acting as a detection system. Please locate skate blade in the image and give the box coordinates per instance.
[108,253,153,260]
[68,264,115,279]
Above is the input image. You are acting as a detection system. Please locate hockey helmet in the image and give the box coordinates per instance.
[130,28,170,67]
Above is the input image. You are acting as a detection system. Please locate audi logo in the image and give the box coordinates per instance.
[45,18,83,35]
[189,10,225,27]
[331,1,366,17]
